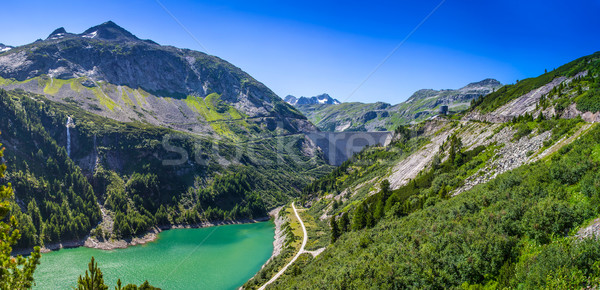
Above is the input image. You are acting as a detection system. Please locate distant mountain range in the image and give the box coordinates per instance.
[285,93,341,105]
[288,78,502,131]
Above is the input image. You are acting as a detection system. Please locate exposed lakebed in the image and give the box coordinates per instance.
[34,222,274,289]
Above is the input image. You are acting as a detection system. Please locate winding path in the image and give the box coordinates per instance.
[258,202,307,290]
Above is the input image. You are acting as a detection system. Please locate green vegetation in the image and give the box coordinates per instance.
[8,75,125,111]
[184,93,251,139]
[0,90,102,248]
[272,122,600,289]
[77,257,159,290]
[41,77,84,95]
[184,93,244,122]
[0,132,41,288]
[335,132,493,236]
[0,88,331,249]
[472,52,600,113]
[243,205,304,289]
[507,113,584,154]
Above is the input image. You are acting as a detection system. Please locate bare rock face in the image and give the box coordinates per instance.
[463,77,567,123]
[564,103,600,123]
[0,21,314,136]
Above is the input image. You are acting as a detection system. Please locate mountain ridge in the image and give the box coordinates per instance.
[290,78,502,131]
[0,22,332,252]
[0,21,313,139]
[285,93,341,106]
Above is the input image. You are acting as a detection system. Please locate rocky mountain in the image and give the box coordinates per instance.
[0,43,11,53]
[253,51,600,289]
[0,21,314,140]
[285,93,341,106]
[0,22,332,251]
[291,79,502,131]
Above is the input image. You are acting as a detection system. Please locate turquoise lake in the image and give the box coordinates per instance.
[33,222,274,289]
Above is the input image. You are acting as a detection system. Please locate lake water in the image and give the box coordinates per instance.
[33,222,274,289]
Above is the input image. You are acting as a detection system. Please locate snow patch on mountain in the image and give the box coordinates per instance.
[285,93,341,105]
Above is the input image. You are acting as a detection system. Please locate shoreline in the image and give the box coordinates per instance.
[242,205,287,288]
[265,206,286,263]
[12,217,270,256]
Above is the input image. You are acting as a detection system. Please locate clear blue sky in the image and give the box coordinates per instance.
[1,0,599,104]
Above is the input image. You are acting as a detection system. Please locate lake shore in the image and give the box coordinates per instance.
[13,217,271,256]
[266,206,286,262]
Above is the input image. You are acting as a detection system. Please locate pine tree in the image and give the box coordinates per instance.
[537,112,545,122]
[380,180,391,197]
[0,132,41,289]
[366,210,375,228]
[351,205,366,231]
[77,257,108,290]
[330,216,340,243]
[80,257,160,290]
[339,212,350,233]
[374,198,385,221]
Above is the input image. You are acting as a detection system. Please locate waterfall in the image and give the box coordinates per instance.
[66,116,73,157]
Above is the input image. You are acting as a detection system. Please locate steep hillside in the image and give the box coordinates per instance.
[0,88,331,251]
[254,52,600,289]
[272,122,600,288]
[291,79,501,131]
[467,51,600,123]
[0,21,313,141]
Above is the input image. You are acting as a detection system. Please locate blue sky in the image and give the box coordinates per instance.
[1,0,599,104]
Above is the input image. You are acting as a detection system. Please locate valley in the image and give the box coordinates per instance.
[0,9,599,290]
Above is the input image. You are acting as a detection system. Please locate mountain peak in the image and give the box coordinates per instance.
[285,93,341,106]
[315,94,341,104]
[284,95,298,104]
[0,43,12,53]
[81,21,138,41]
[462,78,502,90]
[47,27,69,40]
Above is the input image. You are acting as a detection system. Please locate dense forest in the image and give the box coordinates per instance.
[0,89,331,249]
